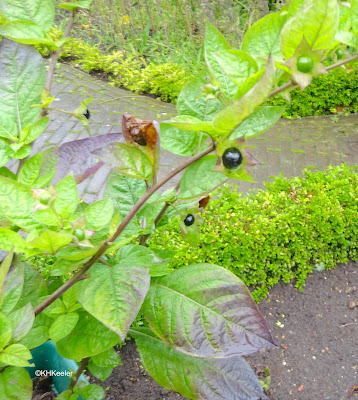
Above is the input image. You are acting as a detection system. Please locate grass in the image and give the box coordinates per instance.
[55,0,275,72]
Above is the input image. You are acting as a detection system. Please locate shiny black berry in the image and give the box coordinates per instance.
[184,214,195,226]
[83,109,90,120]
[222,147,243,170]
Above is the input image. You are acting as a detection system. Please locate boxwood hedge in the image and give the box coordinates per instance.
[148,165,358,301]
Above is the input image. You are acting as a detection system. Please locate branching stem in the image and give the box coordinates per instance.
[33,143,216,316]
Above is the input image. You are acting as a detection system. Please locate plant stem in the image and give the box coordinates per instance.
[45,10,76,92]
[139,180,181,246]
[68,357,89,391]
[33,143,216,316]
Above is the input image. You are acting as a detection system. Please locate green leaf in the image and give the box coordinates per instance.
[0,343,33,367]
[91,348,121,368]
[179,155,227,199]
[0,21,57,47]
[241,12,286,62]
[85,199,114,231]
[181,222,200,247]
[0,139,15,168]
[353,0,358,35]
[114,245,164,267]
[0,251,14,295]
[55,390,73,400]
[159,123,208,156]
[335,31,358,48]
[0,313,12,349]
[212,56,275,138]
[286,0,306,19]
[0,38,46,135]
[18,325,49,349]
[0,176,46,230]
[54,175,79,219]
[104,173,147,235]
[7,303,35,343]
[49,312,79,343]
[29,230,73,254]
[77,263,150,340]
[113,245,171,277]
[33,209,59,227]
[0,116,18,141]
[142,264,275,358]
[164,115,215,135]
[55,245,98,262]
[131,328,266,400]
[21,117,49,144]
[33,148,58,188]
[59,0,94,11]
[13,144,32,160]
[56,312,119,360]
[95,143,153,181]
[176,70,224,121]
[87,361,113,382]
[281,0,339,59]
[0,0,55,31]
[204,23,238,101]
[63,286,78,312]
[0,167,17,180]
[43,298,67,319]
[18,153,43,186]
[0,263,24,315]
[204,22,231,63]
[0,366,32,400]
[105,173,146,213]
[338,4,352,32]
[74,382,105,400]
[211,50,258,87]
[230,106,285,140]
[15,262,47,310]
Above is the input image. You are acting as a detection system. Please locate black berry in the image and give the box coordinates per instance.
[222,147,243,170]
[83,109,90,120]
[184,214,195,226]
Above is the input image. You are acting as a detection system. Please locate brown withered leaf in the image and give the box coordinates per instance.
[199,195,210,209]
[122,113,159,152]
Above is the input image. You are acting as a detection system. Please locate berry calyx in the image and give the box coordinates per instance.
[296,56,314,73]
[222,147,243,170]
[83,109,90,120]
[336,49,343,60]
[73,229,85,241]
[184,214,195,226]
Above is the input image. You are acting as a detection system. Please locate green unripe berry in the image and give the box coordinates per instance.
[336,49,344,60]
[296,56,314,73]
[73,229,85,241]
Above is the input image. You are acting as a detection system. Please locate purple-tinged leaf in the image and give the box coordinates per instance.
[142,263,275,358]
[131,327,267,400]
[75,161,104,184]
[52,133,124,184]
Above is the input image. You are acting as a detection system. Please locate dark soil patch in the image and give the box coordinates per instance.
[89,261,357,399]
[32,376,56,400]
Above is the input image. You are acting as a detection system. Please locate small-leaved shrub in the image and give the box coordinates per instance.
[38,28,193,102]
[149,165,358,301]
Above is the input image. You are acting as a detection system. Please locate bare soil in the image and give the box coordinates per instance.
[89,261,358,400]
